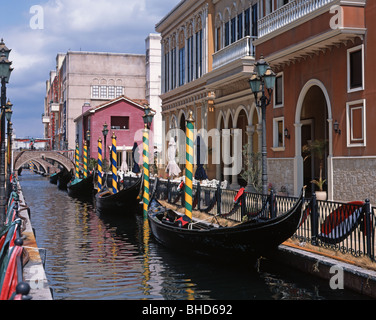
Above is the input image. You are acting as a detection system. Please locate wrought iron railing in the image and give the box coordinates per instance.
[145,176,375,262]
[0,176,31,300]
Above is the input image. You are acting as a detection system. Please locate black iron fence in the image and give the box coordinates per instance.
[126,175,376,262]
[0,177,32,300]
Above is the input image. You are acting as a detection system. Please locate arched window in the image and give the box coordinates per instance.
[171,34,177,90]
[178,30,185,86]
[187,23,194,82]
[195,16,203,78]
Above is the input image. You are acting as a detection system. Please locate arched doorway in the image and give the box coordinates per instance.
[294,80,333,199]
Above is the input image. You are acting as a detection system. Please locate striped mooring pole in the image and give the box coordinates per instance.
[143,124,150,218]
[111,133,118,194]
[75,143,80,179]
[97,138,103,192]
[185,111,195,220]
[83,141,88,179]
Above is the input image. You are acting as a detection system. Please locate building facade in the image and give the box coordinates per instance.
[157,0,261,187]
[74,96,151,169]
[157,0,375,203]
[42,51,146,151]
[255,0,373,202]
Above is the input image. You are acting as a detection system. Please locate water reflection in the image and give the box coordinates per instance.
[19,171,368,300]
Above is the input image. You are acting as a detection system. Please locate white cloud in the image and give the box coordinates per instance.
[44,0,148,33]
[7,0,178,137]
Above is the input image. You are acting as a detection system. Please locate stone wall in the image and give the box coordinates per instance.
[267,158,295,196]
[332,157,376,204]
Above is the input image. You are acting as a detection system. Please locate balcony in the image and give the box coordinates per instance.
[50,103,59,113]
[255,0,366,67]
[258,0,337,38]
[42,116,50,124]
[212,36,256,70]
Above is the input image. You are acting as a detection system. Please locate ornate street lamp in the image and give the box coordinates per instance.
[142,104,154,129]
[86,129,91,160]
[0,39,13,223]
[6,100,12,184]
[249,55,276,195]
[102,122,109,171]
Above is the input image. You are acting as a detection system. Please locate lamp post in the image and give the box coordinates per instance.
[248,55,276,195]
[102,123,109,172]
[142,105,154,218]
[86,129,91,162]
[0,39,13,223]
[5,100,12,196]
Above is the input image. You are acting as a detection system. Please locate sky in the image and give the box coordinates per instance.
[1,0,179,138]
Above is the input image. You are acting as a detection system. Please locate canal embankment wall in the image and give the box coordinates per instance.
[17,181,53,300]
[274,243,376,299]
[16,178,376,300]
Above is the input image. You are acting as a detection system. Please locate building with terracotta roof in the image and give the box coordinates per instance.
[74,96,152,169]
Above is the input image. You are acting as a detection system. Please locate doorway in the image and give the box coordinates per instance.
[295,79,333,199]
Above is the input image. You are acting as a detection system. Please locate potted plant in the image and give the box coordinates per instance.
[302,139,328,200]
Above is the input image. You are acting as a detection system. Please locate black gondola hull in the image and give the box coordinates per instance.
[67,175,94,198]
[95,177,142,212]
[49,173,59,184]
[57,172,72,190]
[148,196,304,258]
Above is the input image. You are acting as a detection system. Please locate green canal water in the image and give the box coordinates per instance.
[19,171,369,300]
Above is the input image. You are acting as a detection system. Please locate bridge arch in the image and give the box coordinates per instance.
[14,151,75,173]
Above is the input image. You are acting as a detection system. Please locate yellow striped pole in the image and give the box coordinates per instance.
[83,141,88,178]
[97,138,103,192]
[75,143,79,179]
[143,124,150,218]
[111,132,118,194]
[185,111,195,220]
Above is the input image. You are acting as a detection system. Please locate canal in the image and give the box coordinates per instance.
[19,171,368,300]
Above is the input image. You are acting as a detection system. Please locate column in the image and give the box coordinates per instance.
[222,129,231,185]
[245,125,256,192]
[230,128,241,190]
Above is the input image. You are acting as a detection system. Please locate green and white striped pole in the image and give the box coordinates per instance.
[111,132,118,194]
[185,111,195,220]
[97,138,103,192]
[83,141,88,179]
[143,124,150,218]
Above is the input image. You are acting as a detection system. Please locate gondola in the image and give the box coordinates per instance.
[49,172,59,184]
[95,175,142,212]
[67,175,94,198]
[147,190,305,258]
[57,169,73,190]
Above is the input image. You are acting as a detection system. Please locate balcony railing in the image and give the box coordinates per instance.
[50,103,59,113]
[42,116,50,124]
[258,0,336,38]
[212,36,256,70]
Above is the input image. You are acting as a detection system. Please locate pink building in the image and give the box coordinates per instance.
[74,96,154,169]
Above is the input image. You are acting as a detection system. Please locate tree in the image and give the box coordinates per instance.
[241,144,262,193]
[302,139,328,191]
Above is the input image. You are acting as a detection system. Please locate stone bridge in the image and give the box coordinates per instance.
[14,150,75,174]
